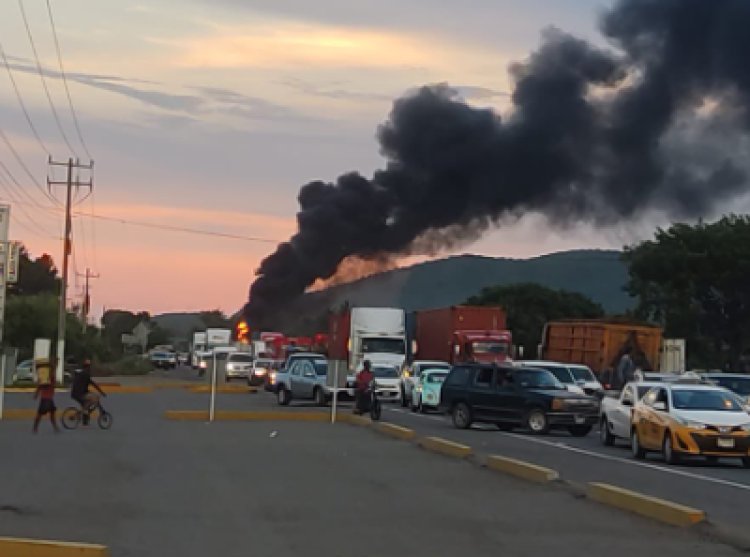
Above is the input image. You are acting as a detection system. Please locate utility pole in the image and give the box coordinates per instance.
[48,157,93,383]
[78,267,99,331]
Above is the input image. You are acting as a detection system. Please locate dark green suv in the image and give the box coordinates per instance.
[439,364,599,436]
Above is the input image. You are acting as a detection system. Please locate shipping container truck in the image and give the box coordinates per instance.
[328,307,407,373]
[540,319,663,376]
[206,328,232,348]
[412,306,512,365]
[260,332,286,360]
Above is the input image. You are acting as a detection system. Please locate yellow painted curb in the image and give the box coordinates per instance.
[418,436,472,459]
[0,536,109,556]
[486,455,559,483]
[164,410,329,421]
[376,422,416,440]
[1,409,36,420]
[186,385,258,394]
[587,482,705,527]
[336,413,372,426]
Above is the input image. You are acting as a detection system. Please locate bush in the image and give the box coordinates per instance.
[94,355,154,376]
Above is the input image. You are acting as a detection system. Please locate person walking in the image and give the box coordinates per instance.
[32,358,59,433]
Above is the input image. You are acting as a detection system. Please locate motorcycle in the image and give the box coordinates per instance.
[355,380,382,421]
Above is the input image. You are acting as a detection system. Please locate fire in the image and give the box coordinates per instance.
[309,255,397,291]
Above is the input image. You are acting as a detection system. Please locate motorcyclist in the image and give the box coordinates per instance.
[354,359,374,415]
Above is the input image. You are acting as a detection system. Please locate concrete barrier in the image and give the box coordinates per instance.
[0,536,110,556]
[336,413,372,426]
[376,422,416,440]
[418,436,472,459]
[587,482,706,527]
[486,455,559,483]
[164,410,329,422]
[1,409,36,420]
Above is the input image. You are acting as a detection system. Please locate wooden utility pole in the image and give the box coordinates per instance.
[48,157,93,383]
[78,267,99,330]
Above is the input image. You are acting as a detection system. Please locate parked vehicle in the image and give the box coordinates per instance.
[12,359,34,383]
[411,306,512,366]
[149,351,176,369]
[517,361,585,394]
[540,320,663,375]
[225,352,253,381]
[439,364,599,435]
[631,381,750,466]
[411,369,450,412]
[599,380,666,446]
[328,307,407,375]
[275,353,334,406]
[400,360,451,407]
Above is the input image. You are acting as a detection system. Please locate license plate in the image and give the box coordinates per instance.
[574,415,585,424]
[717,438,735,449]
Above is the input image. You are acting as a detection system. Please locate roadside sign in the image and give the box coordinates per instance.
[6,241,19,284]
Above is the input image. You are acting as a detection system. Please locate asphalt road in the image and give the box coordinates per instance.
[0,382,746,556]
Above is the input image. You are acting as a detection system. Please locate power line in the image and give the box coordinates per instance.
[0,162,59,238]
[0,127,58,204]
[0,41,50,156]
[44,0,91,159]
[17,0,77,157]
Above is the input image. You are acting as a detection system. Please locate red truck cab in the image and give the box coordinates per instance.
[452,330,513,364]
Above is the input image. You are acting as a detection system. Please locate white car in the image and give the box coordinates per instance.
[12,359,34,383]
[400,360,451,407]
[517,361,585,394]
[410,369,450,412]
[567,364,604,395]
[600,381,665,445]
[225,352,253,381]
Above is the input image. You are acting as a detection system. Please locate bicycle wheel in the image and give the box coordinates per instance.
[61,407,81,430]
[98,410,113,430]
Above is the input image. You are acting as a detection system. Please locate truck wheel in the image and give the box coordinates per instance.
[525,408,550,434]
[277,388,291,406]
[314,387,326,407]
[600,417,615,446]
[451,403,472,429]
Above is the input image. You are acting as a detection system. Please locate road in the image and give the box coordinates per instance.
[0,374,747,556]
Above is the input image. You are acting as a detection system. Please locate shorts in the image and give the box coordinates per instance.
[38,399,56,415]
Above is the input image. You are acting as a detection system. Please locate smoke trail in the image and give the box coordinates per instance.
[246,0,750,324]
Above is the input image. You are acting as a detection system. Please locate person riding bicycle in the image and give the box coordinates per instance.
[354,359,374,415]
[70,359,106,425]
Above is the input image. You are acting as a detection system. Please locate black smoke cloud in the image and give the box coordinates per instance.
[245,0,750,323]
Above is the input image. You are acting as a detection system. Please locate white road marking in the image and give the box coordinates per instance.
[501,432,750,492]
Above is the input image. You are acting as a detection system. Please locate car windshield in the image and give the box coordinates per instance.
[372,365,399,378]
[537,365,574,384]
[425,373,448,384]
[671,389,743,411]
[712,377,750,396]
[314,361,328,376]
[471,342,508,355]
[569,366,596,382]
[361,338,405,355]
[516,369,565,390]
[230,354,252,363]
[256,360,272,369]
[636,386,655,398]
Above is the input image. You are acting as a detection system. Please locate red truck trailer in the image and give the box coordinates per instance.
[413,306,512,365]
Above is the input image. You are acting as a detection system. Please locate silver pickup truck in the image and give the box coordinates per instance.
[275,353,354,406]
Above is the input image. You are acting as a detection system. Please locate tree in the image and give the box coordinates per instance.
[8,246,60,297]
[623,215,750,369]
[199,310,230,329]
[466,283,604,358]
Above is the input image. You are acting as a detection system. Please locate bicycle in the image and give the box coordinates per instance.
[61,400,113,430]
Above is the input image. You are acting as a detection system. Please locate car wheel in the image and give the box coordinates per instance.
[631,428,646,459]
[277,388,291,406]
[410,397,419,412]
[600,417,615,446]
[569,425,593,437]
[451,402,472,429]
[663,432,681,465]
[314,387,326,407]
[525,408,550,435]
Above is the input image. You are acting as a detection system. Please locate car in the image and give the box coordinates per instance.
[12,359,34,383]
[400,360,451,407]
[410,368,450,412]
[517,360,586,394]
[701,373,750,406]
[225,352,253,381]
[631,380,750,466]
[600,381,666,445]
[275,354,335,406]
[357,361,401,403]
[566,364,604,396]
[149,351,176,369]
[439,364,600,435]
[251,358,283,387]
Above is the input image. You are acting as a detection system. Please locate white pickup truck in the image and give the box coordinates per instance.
[599,381,664,446]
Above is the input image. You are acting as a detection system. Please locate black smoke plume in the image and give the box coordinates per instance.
[245,0,750,324]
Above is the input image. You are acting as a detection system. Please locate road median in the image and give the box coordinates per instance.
[164,410,329,421]
[0,536,109,557]
[375,422,416,440]
[587,482,706,527]
[1,409,36,420]
[418,436,472,459]
[185,385,257,394]
[486,455,559,483]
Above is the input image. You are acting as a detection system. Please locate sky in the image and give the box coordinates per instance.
[0,0,665,319]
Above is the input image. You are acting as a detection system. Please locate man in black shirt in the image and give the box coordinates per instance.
[70,359,106,424]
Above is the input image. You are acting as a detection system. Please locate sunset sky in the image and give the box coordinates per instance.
[0,0,682,319]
